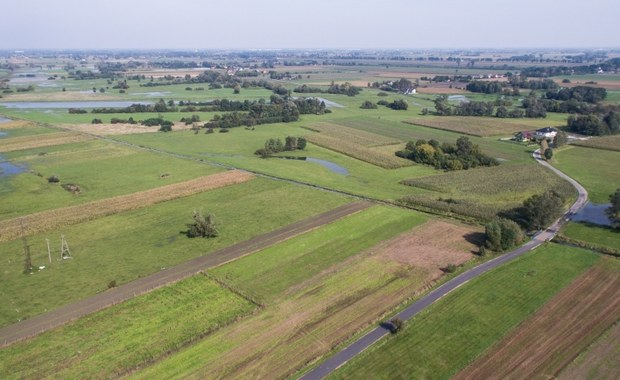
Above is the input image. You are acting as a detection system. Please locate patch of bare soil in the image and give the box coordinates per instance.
[62,122,194,136]
[375,220,478,278]
[0,120,36,130]
[454,261,620,380]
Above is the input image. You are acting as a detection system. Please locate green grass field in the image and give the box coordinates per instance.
[212,206,428,302]
[329,244,599,379]
[562,222,620,252]
[553,146,620,203]
[0,274,255,379]
[0,178,349,327]
[0,139,221,220]
[573,135,620,152]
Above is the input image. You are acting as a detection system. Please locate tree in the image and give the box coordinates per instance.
[233,83,241,94]
[186,211,219,238]
[540,138,549,154]
[484,217,524,252]
[521,191,565,230]
[606,188,620,229]
[297,137,307,150]
[360,100,377,109]
[285,136,298,151]
[544,148,553,160]
[553,130,568,147]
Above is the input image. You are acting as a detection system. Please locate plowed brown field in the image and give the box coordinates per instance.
[454,259,620,380]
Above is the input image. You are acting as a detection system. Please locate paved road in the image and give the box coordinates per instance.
[299,149,589,380]
[0,201,371,348]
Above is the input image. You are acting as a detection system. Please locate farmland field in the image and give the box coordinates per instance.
[553,146,620,203]
[0,130,92,152]
[405,116,555,137]
[400,163,576,220]
[0,274,255,379]
[454,258,620,379]
[573,134,620,152]
[559,321,620,380]
[329,244,599,379]
[0,170,254,242]
[132,209,480,379]
[0,139,222,220]
[0,178,349,327]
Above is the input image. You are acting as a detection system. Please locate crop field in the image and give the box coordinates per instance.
[573,134,620,152]
[332,116,534,163]
[0,170,253,242]
[305,122,401,147]
[400,163,576,220]
[553,146,620,203]
[132,209,480,379]
[0,178,349,327]
[454,258,620,380]
[405,116,554,137]
[0,139,222,220]
[0,131,93,152]
[559,320,620,380]
[330,244,600,380]
[305,133,411,169]
[0,274,255,379]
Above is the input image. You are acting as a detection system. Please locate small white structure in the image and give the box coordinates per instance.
[534,127,558,141]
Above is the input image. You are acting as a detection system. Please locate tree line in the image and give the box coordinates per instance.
[396,136,499,171]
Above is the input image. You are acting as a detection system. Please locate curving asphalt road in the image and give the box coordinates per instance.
[299,149,589,380]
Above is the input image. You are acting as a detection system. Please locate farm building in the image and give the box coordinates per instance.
[534,127,558,140]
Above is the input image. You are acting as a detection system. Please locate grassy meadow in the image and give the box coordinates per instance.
[0,274,255,379]
[329,244,600,379]
[0,178,348,327]
[552,146,620,203]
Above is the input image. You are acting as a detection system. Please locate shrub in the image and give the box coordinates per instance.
[108,280,117,288]
[47,175,60,183]
[186,211,219,238]
[360,100,378,109]
[91,118,103,124]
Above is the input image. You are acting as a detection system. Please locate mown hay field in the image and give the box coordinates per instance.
[0,132,93,152]
[0,170,254,242]
[455,258,620,380]
[0,275,255,379]
[330,244,599,380]
[306,122,401,147]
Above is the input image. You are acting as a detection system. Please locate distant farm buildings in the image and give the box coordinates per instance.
[513,127,558,142]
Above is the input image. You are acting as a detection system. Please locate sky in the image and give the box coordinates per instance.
[2,0,619,50]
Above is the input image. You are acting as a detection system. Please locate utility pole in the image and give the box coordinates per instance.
[46,238,51,264]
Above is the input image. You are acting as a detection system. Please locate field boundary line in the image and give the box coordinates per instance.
[0,201,371,347]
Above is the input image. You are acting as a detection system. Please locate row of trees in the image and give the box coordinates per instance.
[396,136,499,171]
[567,111,620,136]
[293,82,362,96]
[254,136,307,157]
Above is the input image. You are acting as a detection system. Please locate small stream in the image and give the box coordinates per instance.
[0,155,27,177]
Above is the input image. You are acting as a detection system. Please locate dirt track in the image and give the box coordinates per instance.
[0,201,371,347]
[454,261,620,380]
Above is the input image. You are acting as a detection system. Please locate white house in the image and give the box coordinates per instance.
[534,127,558,140]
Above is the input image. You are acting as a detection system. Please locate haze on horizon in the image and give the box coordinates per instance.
[2,0,619,50]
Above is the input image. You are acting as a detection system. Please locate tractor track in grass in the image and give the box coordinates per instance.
[0,201,371,347]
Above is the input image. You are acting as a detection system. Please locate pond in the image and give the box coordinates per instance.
[0,155,27,177]
[448,95,469,103]
[0,117,11,123]
[0,131,7,138]
[0,101,153,109]
[130,91,173,97]
[316,97,345,109]
[571,202,612,226]
[275,156,348,175]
